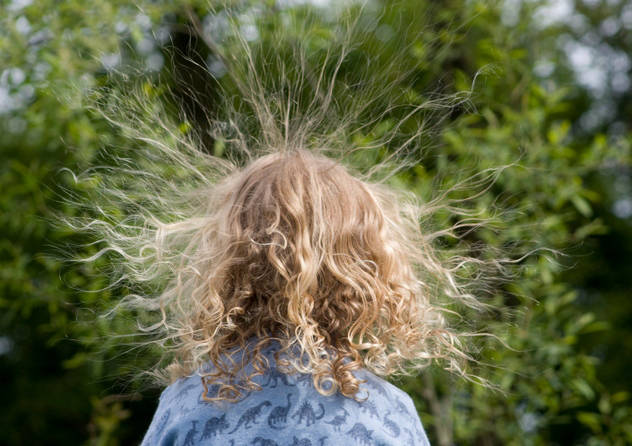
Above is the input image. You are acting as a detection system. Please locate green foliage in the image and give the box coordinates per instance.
[1,0,631,445]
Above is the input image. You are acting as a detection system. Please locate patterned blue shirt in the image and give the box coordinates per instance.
[141,343,430,446]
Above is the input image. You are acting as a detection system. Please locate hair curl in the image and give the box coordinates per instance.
[61,3,519,402]
[139,147,483,401]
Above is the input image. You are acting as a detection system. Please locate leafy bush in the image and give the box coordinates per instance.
[1,1,630,444]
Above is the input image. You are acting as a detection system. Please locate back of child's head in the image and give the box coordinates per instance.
[142,147,469,401]
[65,12,509,403]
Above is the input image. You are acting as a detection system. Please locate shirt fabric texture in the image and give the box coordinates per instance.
[141,342,431,446]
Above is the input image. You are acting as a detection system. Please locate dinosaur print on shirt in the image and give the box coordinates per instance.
[291,401,325,427]
[227,401,272,433]
[382,411,400,438]
[140,341,431,445]
[324,407,349,432]
[200,413,229,439]
[268,393,293,429]
[182,420,199,446]
[346,423,373,446]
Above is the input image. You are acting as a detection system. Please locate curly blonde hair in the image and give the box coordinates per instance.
[131,147,483,401]
[63,3,515,403]
[180,149,423,398]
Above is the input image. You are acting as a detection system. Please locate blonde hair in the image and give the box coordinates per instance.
[164,147,469,400]
[62,3,519,402]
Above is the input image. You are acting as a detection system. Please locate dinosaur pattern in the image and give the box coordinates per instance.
[382,411,400,438]
[394,397,411,416]
[182,420,199,446]
[200,413,229,439]
[227,400,272,433]
[268,393,293,429]
[325,407,349,431]
[347,423,374,446]
[250,437,328,446]
[175,382,201,402]
[252,438,279,446]
[291,401,325,427]
[350,396,380,419]
[140,340,430,445]
[264,368,297,388]
[290,437,313,446]
[366,378,389,398]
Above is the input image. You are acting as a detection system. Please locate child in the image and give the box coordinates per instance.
[139,148,438,445]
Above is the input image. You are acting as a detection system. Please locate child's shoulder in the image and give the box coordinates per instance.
[355,368,396,392]
[355,369,416,406]
[158,373,204,405]
[143,366,430,446]
[157,359,416,413]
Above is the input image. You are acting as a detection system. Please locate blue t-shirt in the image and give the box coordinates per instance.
[141,343,430,446]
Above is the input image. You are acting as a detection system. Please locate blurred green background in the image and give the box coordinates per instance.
[1,0,631,445]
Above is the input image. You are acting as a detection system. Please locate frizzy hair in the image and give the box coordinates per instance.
[160,147,468,401]
[59,2,521,402]
[67,144,501,402]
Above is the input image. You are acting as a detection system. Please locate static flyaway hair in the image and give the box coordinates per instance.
[61,2,520,401]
